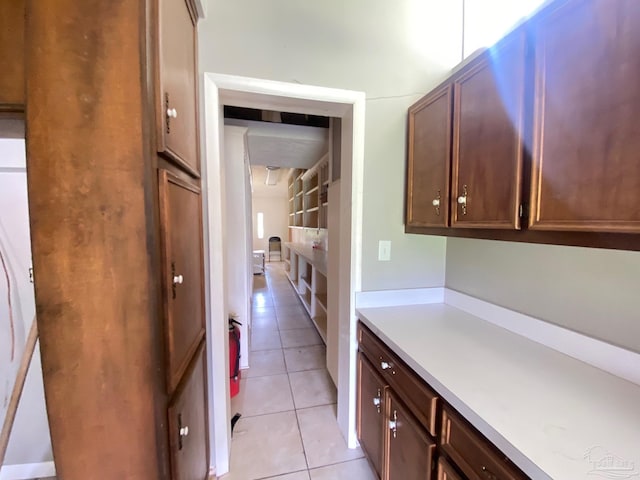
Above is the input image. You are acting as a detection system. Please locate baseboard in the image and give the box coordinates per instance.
[0,461,56,480]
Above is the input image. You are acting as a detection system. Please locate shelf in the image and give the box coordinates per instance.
[322,180,330,186]
[306,206,319,213]
[311,315,327,344]
[316,293,327,313]
[301,276,312,290]
[295,191,303,197]
[322,202,328,207]
[296,210,304,214]
[305,185,319,195]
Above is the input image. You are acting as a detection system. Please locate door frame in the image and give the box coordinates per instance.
[201,73,365,475]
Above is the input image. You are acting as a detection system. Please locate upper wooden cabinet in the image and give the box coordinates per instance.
[159,169,206,393]
[0,0,25,111]
[157,0,200,177]
[406,84,453,228]
[529,0,640,233]
[451,30,527,229]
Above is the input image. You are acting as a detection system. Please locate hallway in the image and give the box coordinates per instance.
[222,263,375,480]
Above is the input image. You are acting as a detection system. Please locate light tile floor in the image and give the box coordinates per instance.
[223,263,376,480]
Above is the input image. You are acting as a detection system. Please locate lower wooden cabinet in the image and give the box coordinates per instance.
[437,458,463,480]
[168,342,209,480]
[357,321,529,480]
[386,390,436,480]
[357,353,385,478]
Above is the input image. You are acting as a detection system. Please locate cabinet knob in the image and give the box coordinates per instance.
[179,426,189,437]
[457,185,468,215]
[166,108,178,119]
[432,198,440,207]
[388,410,398,438]
[380,361,391,370]
[173,274,184,285]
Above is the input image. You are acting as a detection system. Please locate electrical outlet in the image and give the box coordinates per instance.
[378,241,391,261]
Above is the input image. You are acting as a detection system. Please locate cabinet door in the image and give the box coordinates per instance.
[529,0,640,232]
[385,390,435,480]
[159,169,205,393]
[406,84,453,227]
[437,459,463,480]
[357,353,386,478]
[168,343,209,480]
[0,0,25,110]
[157,0,199,176]
[451,31,526,229]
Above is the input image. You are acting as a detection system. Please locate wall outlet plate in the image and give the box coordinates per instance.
[378,240,391,261]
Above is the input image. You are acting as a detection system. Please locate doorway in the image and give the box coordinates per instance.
[201,74,365,475]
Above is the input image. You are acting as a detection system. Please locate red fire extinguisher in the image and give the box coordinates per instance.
[229,318,242,398]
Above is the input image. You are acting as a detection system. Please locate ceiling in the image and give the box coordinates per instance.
[224,118,329,170]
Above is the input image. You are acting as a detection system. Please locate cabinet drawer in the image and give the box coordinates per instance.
[358,322,438,436]
[159,169,206,393]
[168,342,209,480]
[437,458,463,480]
[441,407,528,480]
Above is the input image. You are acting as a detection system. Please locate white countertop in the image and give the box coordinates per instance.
[284,242,328,276]
[356,303,640,480]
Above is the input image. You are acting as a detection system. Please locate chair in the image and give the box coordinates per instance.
[268,236,282,262]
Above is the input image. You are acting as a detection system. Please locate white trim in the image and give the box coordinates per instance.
[202,73,366,472]
[0,462,56,480]
[356,288,444,308]
[444,289,640,386]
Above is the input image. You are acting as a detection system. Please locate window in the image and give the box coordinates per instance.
[463,0,546,58]
[257,212,264,239]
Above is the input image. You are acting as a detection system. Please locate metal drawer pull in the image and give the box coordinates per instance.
[389,410,398,438]
[166,108,178,119]
[373,389,381,413]
[173,274,184,285]
[180,426,189,437]
[432,190,441,216]
[481,466,498,480]
[380,361,392,370]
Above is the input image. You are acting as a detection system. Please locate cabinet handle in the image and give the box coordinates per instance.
[481,466,498,480]
[457,185,468,215]
[173,274,184,285]
[432,190,441,216]
[373,389,381,413]
[380,361,396,375]
[388,410,398,438]
[177,413,187,450]
[180,426,190,437]
[164,92,178,133]
[166,108,178,119]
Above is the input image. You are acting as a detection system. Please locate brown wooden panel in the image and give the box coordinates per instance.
[357,353,386,479]
[159,169,206,393]
[406,84,453,227]
[451,30,526,229]
[25,1,166,477]
[437,458,463,480]
[156,0,200,177]
[168,342,209,480]
[0,0,25,111]
[530,0,640,232]
[441,408,528,480]
[385,390,435,480]
[358,323,439,437]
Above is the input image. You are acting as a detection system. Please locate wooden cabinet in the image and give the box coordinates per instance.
[451,31,527,229]
[0,0,25,111]
[159,169,206,393]
[168,344,209,480]
[157,0,200,176]
[357,353,385,478]
[385,390,436,480]
[406,84,453,228]
[357,323,438,480]
[529,0,640,233]
[441,408,527,480]
[437,459,463,480]
[357,322,529,480]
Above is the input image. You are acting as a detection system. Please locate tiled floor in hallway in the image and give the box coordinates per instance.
[223,263,375,480]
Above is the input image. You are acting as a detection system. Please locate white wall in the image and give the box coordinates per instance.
[223,127,253,369]
[199,0,464,290]
[0,125,54,476]
[251,196,288,255]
